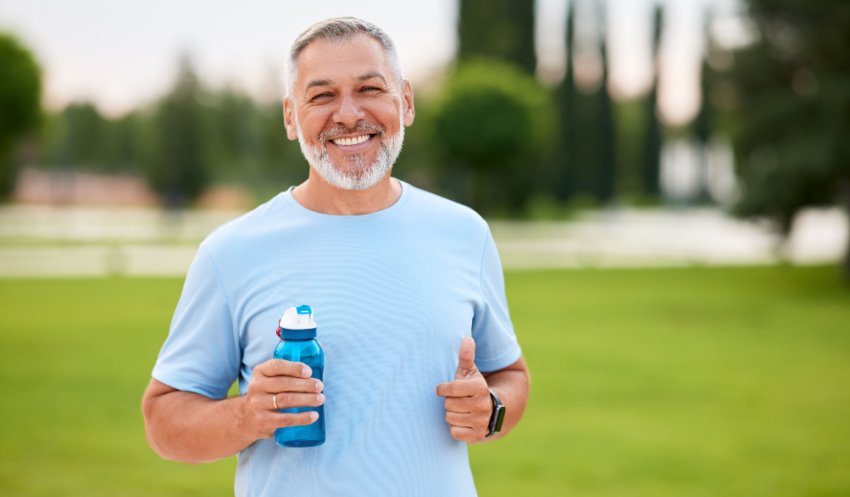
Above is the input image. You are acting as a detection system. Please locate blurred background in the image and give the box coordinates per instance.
[0,0,848,496]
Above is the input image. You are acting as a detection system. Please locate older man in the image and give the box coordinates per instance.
[142,17,529,497]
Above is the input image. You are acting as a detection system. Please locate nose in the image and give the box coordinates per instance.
[332,93,365,128]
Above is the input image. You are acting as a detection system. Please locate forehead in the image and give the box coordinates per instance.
[294,34,391,90]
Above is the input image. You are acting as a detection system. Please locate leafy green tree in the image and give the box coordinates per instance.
[0,33,41,197]
[715,0,850,278]
[41,104,143,175]
[210,88,259,170]
[100,112,141,172]
[256,101,305,189]
[431,59,554,214]
[48,102,106,169]
[145,56,210,207]
[458,0,536,74]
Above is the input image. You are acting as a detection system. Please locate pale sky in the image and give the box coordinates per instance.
[0,0,748,124]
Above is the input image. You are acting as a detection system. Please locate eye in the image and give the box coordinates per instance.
[360,86,383,93]
[309,92,333,102]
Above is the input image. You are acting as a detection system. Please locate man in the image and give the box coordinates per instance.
[142,17,529,497]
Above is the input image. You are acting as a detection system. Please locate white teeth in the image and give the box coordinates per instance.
[332,135,370,146]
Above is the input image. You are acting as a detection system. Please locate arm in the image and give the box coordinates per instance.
[436,337,530,443]
[142,379,255,463]
[141,360,324,463]
[482,356,530,441]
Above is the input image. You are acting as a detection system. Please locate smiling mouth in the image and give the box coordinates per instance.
[330,134,373,146]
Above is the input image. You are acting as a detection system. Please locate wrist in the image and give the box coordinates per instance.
[233,394,261,441]
[486,388,505,437]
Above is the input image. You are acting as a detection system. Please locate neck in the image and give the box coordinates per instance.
[292,169,402,215]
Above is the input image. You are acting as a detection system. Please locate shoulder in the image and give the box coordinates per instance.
[402,182,490,238]
[199,192,295,259]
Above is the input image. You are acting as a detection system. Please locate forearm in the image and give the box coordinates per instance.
[142,380,255,463]
[483,357,530,440]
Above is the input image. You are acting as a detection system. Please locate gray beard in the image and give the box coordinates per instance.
[296,121,405,191]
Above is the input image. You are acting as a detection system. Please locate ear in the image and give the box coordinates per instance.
[283,98,298,141]
[402,80,415,127]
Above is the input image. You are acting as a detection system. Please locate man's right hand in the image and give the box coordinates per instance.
[240,359,325,440]
[142,360,325,462]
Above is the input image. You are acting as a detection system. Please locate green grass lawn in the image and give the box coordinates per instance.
[1,266,848,496]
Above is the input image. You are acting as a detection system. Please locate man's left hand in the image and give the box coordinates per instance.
[435,336,492,443]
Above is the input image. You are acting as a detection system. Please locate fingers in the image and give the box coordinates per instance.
[449,425,488,443]
[273,410,320,428]
[454,336,477,380]
[437,367,492,443]
[251,377,323,405]
[249,409,321,439]
[445,406,489,443]
[242,360,324,440]
[440,388,491,443]
[251,360,323,396]
[256,359,313,379]
[443,394,490,415]
[271,392,325,411]
[445,410,474,427]
[435,377,482,398]
[264,376,323,395]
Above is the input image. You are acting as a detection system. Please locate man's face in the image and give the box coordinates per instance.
[284,34,415,190]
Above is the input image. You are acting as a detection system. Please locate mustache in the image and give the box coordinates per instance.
[320,121,385,142]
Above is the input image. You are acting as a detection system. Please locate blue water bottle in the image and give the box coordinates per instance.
[273,305,325,447]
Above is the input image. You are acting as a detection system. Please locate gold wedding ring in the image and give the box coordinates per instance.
[272,393,279,410]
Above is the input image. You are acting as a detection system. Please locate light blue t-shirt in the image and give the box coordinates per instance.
[152,181,522,497]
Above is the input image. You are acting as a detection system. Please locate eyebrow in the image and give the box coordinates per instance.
[305,79,333,91]
[304,72,388,92]
[357,72,388,85]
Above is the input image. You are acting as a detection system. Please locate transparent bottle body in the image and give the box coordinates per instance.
[273,337,325,447]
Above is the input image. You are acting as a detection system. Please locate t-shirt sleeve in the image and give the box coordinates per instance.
[471,229,522,372]
[151,246,241,399]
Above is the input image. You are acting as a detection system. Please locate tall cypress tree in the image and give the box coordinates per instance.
[640,4,664,198]
[554,0,577,201]
[595,0,617,203]
[457,0,537,74]
[693,7,714,204]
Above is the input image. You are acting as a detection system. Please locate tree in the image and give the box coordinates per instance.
[256,101,305,190]
[693,8,715,204]
[145,55,210,207]
[49,102,106,169]
[457,0,537,74]
[640,5,664,199]
[715,0,850,279]
[0,33,41,197]
[211,88,258,169]
[550,0,618,206]
[594,0,617,203]
[431,59,554,214]
[100,112,141,172]
[552,0,577,202]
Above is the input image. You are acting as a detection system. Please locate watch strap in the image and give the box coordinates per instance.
[486,388,506,437]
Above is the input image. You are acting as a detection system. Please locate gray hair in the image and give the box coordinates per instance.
[285,17,404,97]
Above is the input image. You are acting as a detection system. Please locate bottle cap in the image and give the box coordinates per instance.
[276,305,317,339]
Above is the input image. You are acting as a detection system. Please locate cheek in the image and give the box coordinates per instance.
[296,109,331,136]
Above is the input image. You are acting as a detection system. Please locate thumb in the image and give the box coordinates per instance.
[455,336,478,379]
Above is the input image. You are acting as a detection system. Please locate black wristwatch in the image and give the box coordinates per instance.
[486,388,506,437]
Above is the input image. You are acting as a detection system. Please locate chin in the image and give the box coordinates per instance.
[313,161,391,191]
